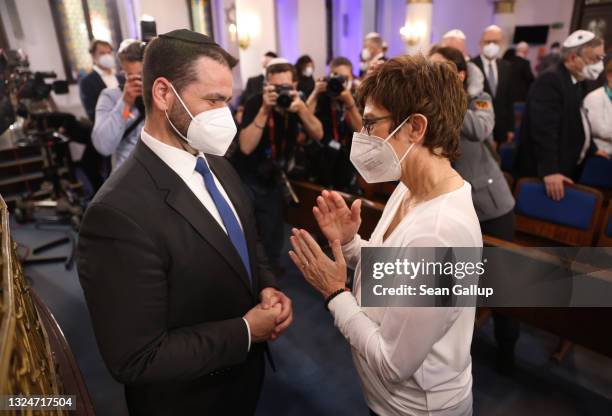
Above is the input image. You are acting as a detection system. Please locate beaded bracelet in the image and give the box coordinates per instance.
[324,287,349,310]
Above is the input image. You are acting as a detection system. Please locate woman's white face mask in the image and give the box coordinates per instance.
[349,115,415,183]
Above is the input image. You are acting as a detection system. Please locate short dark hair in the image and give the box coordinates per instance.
[428,46,468,88]
[118,41,145,63]
[357,54,467,161]
[329,56,353,71]
[89,39,112,55]
[264,51,278,58]
[266,63,297,81]
[295,55,313,73]
[142,36,238,114]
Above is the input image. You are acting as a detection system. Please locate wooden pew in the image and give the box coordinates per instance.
[0,196,95,415]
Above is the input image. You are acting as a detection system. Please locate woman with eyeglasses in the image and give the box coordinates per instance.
[288,55,482,416]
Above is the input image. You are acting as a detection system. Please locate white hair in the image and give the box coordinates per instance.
[484,25,503,33]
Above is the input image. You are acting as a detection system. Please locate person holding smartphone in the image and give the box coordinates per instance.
[92,39,146,171]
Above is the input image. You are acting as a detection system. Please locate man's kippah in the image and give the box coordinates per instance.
[159,29,218,46]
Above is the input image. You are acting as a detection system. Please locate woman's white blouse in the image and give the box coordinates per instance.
[584,86,612,155]
[328,181,482,416]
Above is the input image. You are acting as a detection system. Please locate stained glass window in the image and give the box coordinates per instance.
[50,0,122,82]
[189,0,214,38]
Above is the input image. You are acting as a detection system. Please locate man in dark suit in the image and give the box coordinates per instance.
[79,39,123,192]
[235,51,277,124]
[515,30,607,201]
[506,42,535,103]
[472,25,515,144]
[79,39,123,122]
[77,30,293,415]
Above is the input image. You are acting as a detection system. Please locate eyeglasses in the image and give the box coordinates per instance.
[361,115,393,135]
[578,53,606,65]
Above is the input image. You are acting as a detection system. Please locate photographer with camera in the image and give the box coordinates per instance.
[91,40,145,171]
[238,58,323,271]
[306,57,362,192]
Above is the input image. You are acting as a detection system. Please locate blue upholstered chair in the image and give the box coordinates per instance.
[514,178,603,246]
[579,156,612,190]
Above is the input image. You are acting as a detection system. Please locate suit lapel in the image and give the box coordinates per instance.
[133,142,253,294]
[496,59,506,92]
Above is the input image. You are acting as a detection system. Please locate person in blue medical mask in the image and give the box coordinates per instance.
[289,55,482,416]
[77,29,292,416]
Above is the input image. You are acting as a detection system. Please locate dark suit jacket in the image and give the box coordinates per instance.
[79,70,124,121]
[239,74,265,106]
[507,55,535,103]
[472,56,515,142]
[515,63,595,180]
[77,140,276,415]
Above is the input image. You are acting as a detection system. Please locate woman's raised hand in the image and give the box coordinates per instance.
[313,190,361,245]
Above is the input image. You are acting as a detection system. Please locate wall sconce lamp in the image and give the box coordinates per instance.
[400,20,427,46]
[226,9,259,50]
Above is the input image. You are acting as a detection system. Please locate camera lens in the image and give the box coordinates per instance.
[326,75,347,97]
[275,86,293,109]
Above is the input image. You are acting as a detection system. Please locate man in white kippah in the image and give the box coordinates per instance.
[516,30,607,200]
[440,28,486,96]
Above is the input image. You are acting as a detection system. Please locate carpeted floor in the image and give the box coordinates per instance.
[10,221,612,416]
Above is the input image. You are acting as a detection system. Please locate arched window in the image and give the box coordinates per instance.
[49,0,122,83]
[188,0,214,38]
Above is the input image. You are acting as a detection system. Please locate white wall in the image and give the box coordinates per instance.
[431,0,493,56]
[235,0,277,86]
[514,0,573,64]
[297,0,326,78]
[132,0,191,35]
[431,0,574,57]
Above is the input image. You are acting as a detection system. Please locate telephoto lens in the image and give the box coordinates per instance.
[326,75,347,97]
[275,85,294,109]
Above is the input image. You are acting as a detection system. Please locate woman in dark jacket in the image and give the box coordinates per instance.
[295,55,315,99]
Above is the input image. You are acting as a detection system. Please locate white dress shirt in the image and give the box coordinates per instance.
[140,129,251,350]
[328,181,482,416]
[584,86,612,155]
[93,64,119,89]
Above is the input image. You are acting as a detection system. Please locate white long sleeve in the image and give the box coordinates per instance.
[329,234,462,385]
[327,181,481,416]
[341,234,365,270]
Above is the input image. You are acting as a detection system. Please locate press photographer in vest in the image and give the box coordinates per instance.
[238,58,323,272]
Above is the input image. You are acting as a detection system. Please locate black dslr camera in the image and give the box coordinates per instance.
[275,85,294,109]
[326,74,347,97]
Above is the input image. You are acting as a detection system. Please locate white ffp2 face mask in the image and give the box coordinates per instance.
[582,60,604,81]
[350,116,414,183]
[165,83,237,156]
[483,42,500,59]
[97,53,116,70]
[361,48,372,61]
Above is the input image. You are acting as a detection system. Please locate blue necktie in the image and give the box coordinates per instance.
[195,157,251,284]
